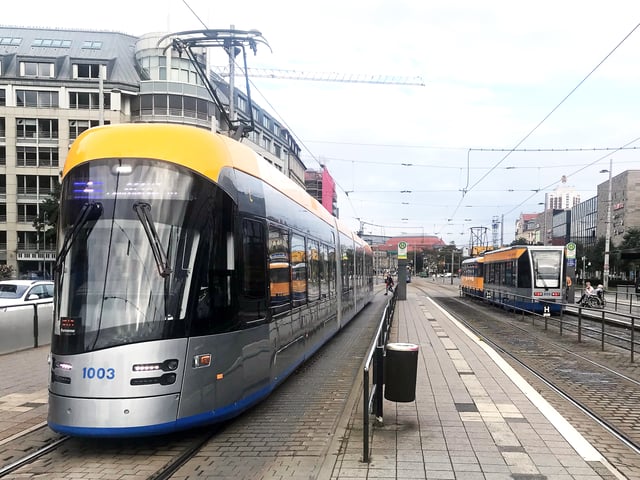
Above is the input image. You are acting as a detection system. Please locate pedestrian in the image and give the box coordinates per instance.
[385,273,394,295]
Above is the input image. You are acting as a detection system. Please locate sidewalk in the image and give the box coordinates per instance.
[330,290,621,479]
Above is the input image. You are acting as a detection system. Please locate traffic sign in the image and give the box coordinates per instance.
[398,241,408,259]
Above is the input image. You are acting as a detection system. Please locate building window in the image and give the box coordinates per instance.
[69,120,103,140]
[138,56,167,81]
[153,94,167,115]
[32,38,71,48]
[16,175,56,197]
[0,146,5,166]
[262,116,270,129]
[17,203,39,224]
[74,63,103,79]
[16,119,58,140]
[262,136,271,152]
[184,96,197,118]
[82,40,103,50]
[0,118,4,138]
[20,61,54,78]
[69,92,110,110]
[0,89,5,106]
[168,56,202,85]
[133,94,210,120]
[197,98,209,120]
[16,90,59,108]
[0,37,22,46]
[237,96,247,113]
[16,146,58,168]
[169,95,182,116]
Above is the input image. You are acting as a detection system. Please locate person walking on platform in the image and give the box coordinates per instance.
[385,273,394,295]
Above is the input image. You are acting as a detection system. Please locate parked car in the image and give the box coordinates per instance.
[0,280,54,307]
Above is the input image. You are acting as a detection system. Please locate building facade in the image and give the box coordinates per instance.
[596,170,640,248]
[0,26,309,276]
[569,196,597,249]
[545,176,581,210]
[304,165,338,217]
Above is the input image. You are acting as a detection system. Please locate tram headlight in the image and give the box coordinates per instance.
[132,359,179,372]
[53,359,73,371]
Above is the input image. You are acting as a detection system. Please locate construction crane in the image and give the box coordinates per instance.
[212,66,425,86]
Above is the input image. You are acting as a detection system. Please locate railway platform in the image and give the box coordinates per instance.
[328,287,622,479]
[0,283,628,479]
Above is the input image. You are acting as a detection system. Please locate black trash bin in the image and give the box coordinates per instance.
[384,342,419,402]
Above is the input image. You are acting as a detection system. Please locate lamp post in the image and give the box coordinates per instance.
[600,160,612,289]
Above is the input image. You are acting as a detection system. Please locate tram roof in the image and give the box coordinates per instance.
[66,123,369,252]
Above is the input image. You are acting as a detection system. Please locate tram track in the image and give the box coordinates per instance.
[0,425,222,479]
[0,296,385,479]
[415,283,640,479]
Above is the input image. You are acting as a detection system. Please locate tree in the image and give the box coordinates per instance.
[32,180,61,251]
[510,238,530,246]
[616,228,640,277]
[0,264,15,280]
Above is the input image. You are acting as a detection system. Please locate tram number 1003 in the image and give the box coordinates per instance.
[82,367,116,380]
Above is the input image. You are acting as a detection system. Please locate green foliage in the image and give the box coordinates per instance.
[0,264,15,280]
[617,228,640,274]
[32,179,61,248]
[510,238,530,246]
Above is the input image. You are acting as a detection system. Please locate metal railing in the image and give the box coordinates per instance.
[0,301,53,354]
[464,288,640,363]
[362,289,397,463]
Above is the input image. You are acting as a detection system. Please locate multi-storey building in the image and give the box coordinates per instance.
[304,165,338,217]
[514,213,538,244]
[569,196,597,249]
[0,26,307,276]
[545,176,581,210]
[596,170,640,248]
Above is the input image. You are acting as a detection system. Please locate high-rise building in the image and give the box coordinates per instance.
[545,175,581,210]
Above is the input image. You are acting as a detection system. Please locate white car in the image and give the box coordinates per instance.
[0,280,54,307]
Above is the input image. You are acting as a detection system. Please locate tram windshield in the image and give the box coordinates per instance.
[51,159,214,354]
[531,250,562,288]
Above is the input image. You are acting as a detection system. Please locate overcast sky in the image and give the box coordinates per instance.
[5,1,640,246]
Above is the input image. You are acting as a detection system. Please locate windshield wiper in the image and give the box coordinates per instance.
[55,202,103,272]
[133,202,172,278]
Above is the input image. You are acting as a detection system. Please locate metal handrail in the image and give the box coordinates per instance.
[362,289,396,463]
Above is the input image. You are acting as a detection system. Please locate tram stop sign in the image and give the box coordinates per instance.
[398,241,408,260]
[566,242,577,267]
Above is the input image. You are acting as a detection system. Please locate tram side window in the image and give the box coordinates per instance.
[291,233,307,307]
[517,254,532,288]
[504,261,514,287]
[319,243,329,298]
[307,239,320,302]
[240,218,267,321]
[485,263,493,284]
[341,238,353,293]
[268,225,290,314]
[193,208,239,335]
[327,243,336,297]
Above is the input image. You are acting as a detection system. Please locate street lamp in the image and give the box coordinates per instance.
[599,160,612,289]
